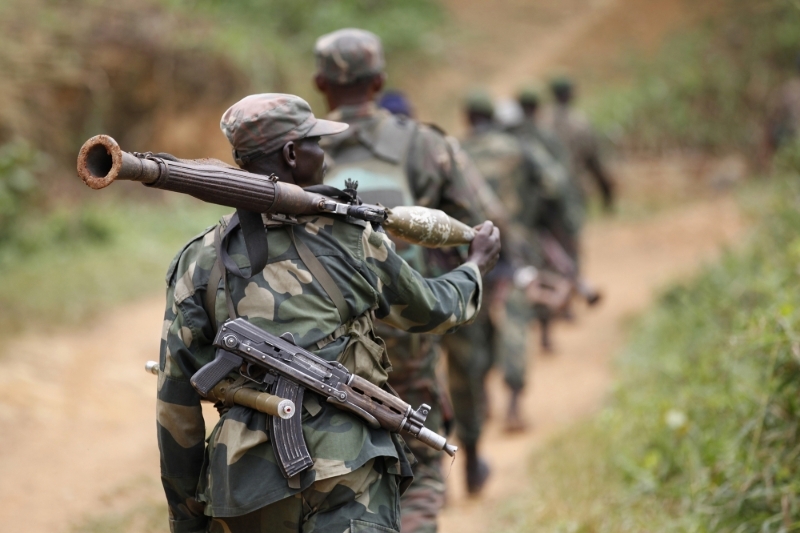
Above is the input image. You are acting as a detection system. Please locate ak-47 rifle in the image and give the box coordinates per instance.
[538,228,602,306]
[187,318,457,479]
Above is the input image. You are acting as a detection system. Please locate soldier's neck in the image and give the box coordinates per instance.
[242,160,296,186]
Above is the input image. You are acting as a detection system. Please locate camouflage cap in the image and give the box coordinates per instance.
[517,85,541,106]
[220,93,348,164]
[464,88,494,115]
[549,76,574,93]
[314,28,385,84]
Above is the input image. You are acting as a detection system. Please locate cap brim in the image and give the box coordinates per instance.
[306,118,349,137]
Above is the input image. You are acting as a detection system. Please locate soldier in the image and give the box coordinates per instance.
[540,77,615,213]
[312,28,488,528]
[156,93,501,533]
[459,90,561,435]
[509,85,591,350]
[765,53,800,158]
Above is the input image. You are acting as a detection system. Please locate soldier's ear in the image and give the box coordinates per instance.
[372,73,386,93]
[314,74,328,93]
[283,142,297,169]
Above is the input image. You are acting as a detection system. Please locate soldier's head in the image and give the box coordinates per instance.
[550,77,574,105]
[463,89,495,129]
[517,85,541,118]
[220,93,348,187]
[313,28,386,111]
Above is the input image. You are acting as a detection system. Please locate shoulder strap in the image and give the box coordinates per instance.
[218,209,270,279]
[289,226,350,324]
[205,225,224,332]
[204,224,238,331]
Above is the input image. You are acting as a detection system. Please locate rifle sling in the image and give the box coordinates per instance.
[205,225,225,332]
[289,226,350,324]
[206,219,351,330]
[216,209,270,279]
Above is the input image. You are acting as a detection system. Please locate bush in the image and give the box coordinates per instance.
[499,175,800,532]
[0,141,42,241]
[587,0,800,155]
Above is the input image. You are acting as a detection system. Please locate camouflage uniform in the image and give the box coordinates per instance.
[460,93,564,416]
[314,29,483,532]
[509,90,583,244]
[156,93,484,533]
[540,79,614,213]
[440,135,509,450]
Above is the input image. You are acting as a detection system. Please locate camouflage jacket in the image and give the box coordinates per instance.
[322,103,483,227]
[508,118,584,234]
[157,213,482,531]
[320,103,486,447]
[539,104,600,174]
[461,124,564,263]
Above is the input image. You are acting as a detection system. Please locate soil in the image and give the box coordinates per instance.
[0,0,746,531]
[439,193,744,533]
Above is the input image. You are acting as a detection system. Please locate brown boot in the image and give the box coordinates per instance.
[465,443,490,495]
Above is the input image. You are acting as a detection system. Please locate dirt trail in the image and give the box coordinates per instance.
[0,191,745,532]
[439,194,744,533]
[0,0,738,531]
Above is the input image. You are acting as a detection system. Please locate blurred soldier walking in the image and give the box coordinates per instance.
[509,86,595,349]
[540,78,615,213]
[313,29,485,531]
[765,54,800,159]
[459,90,564,435]
[156,92,501,533]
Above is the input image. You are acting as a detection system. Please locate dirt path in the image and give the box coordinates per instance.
[0,189,744,532]
[439,194,744,533]
[0,0,737,531]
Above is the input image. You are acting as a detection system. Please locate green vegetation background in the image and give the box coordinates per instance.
[496,154,800,532]
[492,1,800,531]
[0,0,443,337]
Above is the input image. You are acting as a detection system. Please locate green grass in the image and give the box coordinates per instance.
[497,173,800,531]
[585,0,800,154]
[0,197,228,341]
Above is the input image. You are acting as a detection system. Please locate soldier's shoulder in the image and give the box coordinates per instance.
[415,121,451,147]
[166,224,218,287]
[469,128,523,152]
[295,214,370,260]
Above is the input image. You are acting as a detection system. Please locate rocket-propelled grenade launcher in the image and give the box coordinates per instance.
[77,135,475,248]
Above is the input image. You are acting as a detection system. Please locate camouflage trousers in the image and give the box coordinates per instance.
[497,288,535,392]
[383,328,447,533]
[444,288,533,445]
[208,457,401,533]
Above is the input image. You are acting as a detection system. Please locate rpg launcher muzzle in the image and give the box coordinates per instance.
[77,135,475,248]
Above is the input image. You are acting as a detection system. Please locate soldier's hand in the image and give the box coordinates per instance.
[467,221,501,276]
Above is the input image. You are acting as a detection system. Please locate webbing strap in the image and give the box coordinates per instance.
[219,210,269,279]
[289,226,350,324]
[204,223,237,330]
[205,226,224,332]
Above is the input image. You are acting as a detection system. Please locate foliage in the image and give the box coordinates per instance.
[500,175,800,531]
[0,141,42,241]
[0,198,228,341]
[162,0,445,94]
[587,0,800,154]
